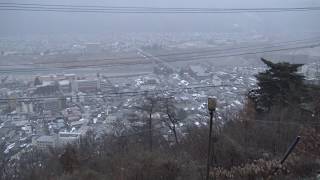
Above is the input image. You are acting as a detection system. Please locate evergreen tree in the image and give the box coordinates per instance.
[249,58,305,112]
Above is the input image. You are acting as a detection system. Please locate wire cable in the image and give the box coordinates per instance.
[1,2,320,11]
[1,3,320,13]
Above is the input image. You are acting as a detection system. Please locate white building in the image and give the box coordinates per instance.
[33,131,86,150]
[59,80,71,93]
[58,132,81,146]
[38,74,76,82]
[33,135,58,150]
[17,101,34,114]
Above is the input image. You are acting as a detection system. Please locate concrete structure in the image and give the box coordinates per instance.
[17,101,34,114]
[58,132,81,146]
[59,80,72,93]
[33,135,57,150]
[34,132,82,149]
[188,65,211,80]
[74,79,100,93]
[42,97,66,113]
[38,74,76,82]
[100,80,115,92]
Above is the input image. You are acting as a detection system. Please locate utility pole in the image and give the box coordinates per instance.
[273,136,301,174]
[149,104,153,152]
[206,98,217,180]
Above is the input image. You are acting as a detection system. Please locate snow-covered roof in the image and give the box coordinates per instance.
[59,80,70,86]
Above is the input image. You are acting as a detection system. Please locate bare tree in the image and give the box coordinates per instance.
[135,95,160,151]
[0,141,8,179]
[161,97,186,145]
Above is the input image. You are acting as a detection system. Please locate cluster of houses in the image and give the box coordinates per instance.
[1,60,319,156]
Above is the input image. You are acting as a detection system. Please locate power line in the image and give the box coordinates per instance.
[1,2,320,11]
[116,126,166,138]
[85,118,320,139]
[0,9,319,14]
[0,3,320,13]
[138,37,320,58]
[250,119,320,127]
[160,41,320,61]
[181,43,320,61]
[93,118,320,139]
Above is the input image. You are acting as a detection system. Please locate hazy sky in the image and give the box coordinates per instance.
[1,0,319,36]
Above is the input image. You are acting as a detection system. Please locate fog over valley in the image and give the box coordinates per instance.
[0,1,320,179]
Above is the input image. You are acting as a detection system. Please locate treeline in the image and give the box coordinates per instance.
[1,58,320,180]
